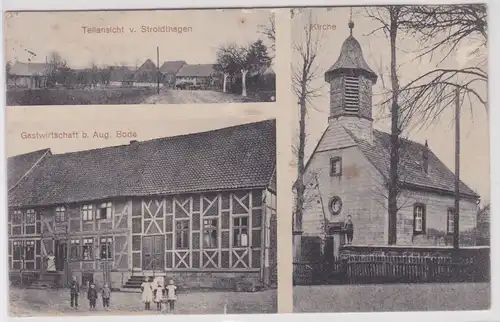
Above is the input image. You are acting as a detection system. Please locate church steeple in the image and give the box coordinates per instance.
[324,16,378,141]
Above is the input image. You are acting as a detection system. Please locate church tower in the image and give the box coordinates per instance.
[325,19,378,141]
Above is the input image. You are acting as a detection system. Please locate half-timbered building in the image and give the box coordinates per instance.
[8,120,277,290]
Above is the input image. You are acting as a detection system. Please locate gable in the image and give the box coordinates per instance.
[8,149,51,189]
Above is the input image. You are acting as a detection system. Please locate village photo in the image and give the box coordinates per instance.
[291,6,489,312]
[4,9,276,106]
[7,118,277,316]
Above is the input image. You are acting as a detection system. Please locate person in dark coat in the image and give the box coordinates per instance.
[69,276,80,309]
[344,215,354,244]
[87,282,98,310]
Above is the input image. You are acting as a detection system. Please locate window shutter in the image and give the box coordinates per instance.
[344,75,360,114]
[421,204,427,233]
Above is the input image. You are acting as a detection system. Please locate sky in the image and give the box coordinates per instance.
[292,7,490,203]
[4,9,274,68]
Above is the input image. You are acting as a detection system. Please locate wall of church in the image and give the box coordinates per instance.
[302,145,387,245]
[395,189,478,246]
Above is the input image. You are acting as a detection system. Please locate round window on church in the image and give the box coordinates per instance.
[329,196,343,216]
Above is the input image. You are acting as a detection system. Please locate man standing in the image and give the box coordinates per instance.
[70,276,80,309]
[344,215,354,245]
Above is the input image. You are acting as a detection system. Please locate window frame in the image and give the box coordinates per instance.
[70,239,80,260]
[82,237,94,260]
[96,202,112,221]
[55,206,67,223]
[81,204,94,222]
[13,241,23,260]
[330,157,342,177]
[203,218,218,249]
[99,236,113,260]
[447,207,455,234]
[175,220,190,249]
[24,240,35,261]
[233,216,249,247]
[25,209,36,224]
[413,203,426,235]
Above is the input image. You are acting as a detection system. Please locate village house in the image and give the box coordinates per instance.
[133,59,160,87]
[8,120,277,291]
[175,64,220,89]
[8,62,49,88]
[295,23,480,261]
[159,60,187,88]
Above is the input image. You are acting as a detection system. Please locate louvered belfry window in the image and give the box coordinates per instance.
[344,75,360,114]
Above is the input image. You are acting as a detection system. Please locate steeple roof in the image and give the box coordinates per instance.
[325,27,378,83]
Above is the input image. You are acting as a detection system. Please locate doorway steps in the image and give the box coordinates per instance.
[27,271,64,289]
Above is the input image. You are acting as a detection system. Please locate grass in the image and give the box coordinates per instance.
[6,87,157,106]
[9,286,277,316]
[293,282,491,313]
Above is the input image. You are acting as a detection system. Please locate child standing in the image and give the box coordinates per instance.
[165,279,178,314]
[69,276,80,309]
[87,283,98,311]
[153,281,164,311]
[101,282,111,310]
[140,277,153,310]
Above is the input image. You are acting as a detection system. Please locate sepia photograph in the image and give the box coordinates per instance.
[291,5,489,313]
[6,114,277,316]
[4,9,276,106]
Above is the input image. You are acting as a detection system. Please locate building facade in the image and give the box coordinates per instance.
[8,120,277,290]
[297,23,479,259]
[8,62,48,88]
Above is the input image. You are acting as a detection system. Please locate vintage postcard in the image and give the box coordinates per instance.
[6,106,278,316]
[291,5,490,313]
[4,9,276,106]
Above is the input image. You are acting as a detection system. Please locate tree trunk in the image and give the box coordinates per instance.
[388,7,401,245]
[241,69,248,97]
[223,73,228,93]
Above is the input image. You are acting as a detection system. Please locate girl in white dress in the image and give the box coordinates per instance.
[165,279,178,314]
[140,277,153,310]
[153,281,164,311]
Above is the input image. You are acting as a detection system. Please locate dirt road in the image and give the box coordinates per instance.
[142,89,249,104]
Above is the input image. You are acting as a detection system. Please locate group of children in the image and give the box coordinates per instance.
[69,276,111,310]
[68,276,177,313]
[141,277,178,314]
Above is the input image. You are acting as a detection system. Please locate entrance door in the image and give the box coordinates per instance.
[54,240,67,271]
[142,236,165,271]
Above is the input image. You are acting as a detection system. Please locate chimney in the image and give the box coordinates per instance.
[422,140,429,173]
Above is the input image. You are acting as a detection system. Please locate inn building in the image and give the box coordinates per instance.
[295,22,480,260]
[8,120,277,290]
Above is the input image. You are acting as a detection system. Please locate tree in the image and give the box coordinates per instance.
[216,40,271,97]
[365,6,410,245]
[259,12,275,57]
[46,51,68,87]
[396,4,488,123]
[291,9,325,259]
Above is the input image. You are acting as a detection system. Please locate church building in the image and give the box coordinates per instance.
[298,21,480,256]
[7,120,277,291]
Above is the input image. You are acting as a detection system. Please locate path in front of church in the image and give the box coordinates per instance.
[9,287,277,316]
[293,282,490,312]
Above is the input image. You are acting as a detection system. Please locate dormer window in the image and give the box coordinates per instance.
[344,75,359,114]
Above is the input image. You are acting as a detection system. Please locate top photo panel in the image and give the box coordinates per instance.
[4,9,276,106]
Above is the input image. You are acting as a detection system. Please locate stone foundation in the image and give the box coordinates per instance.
[159,271,262,291]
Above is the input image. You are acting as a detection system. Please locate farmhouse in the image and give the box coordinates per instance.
[175,64,220,89]
[133,59,159,87]
[8,120,277,291]
[295,23,480,261]
[8,62,49,88]
[159,60,187,88]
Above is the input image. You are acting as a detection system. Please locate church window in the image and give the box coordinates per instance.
[413,203,426,234]
[330,157,342,177]
[447,207,455,234]
[344,75,360,114]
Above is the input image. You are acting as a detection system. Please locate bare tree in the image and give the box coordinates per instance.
[396,4,488,123]
[259,12,276,57]
[291,9,325,258]
[365,6,410,245]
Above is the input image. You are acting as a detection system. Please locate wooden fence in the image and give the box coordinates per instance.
[293,252,490,285]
